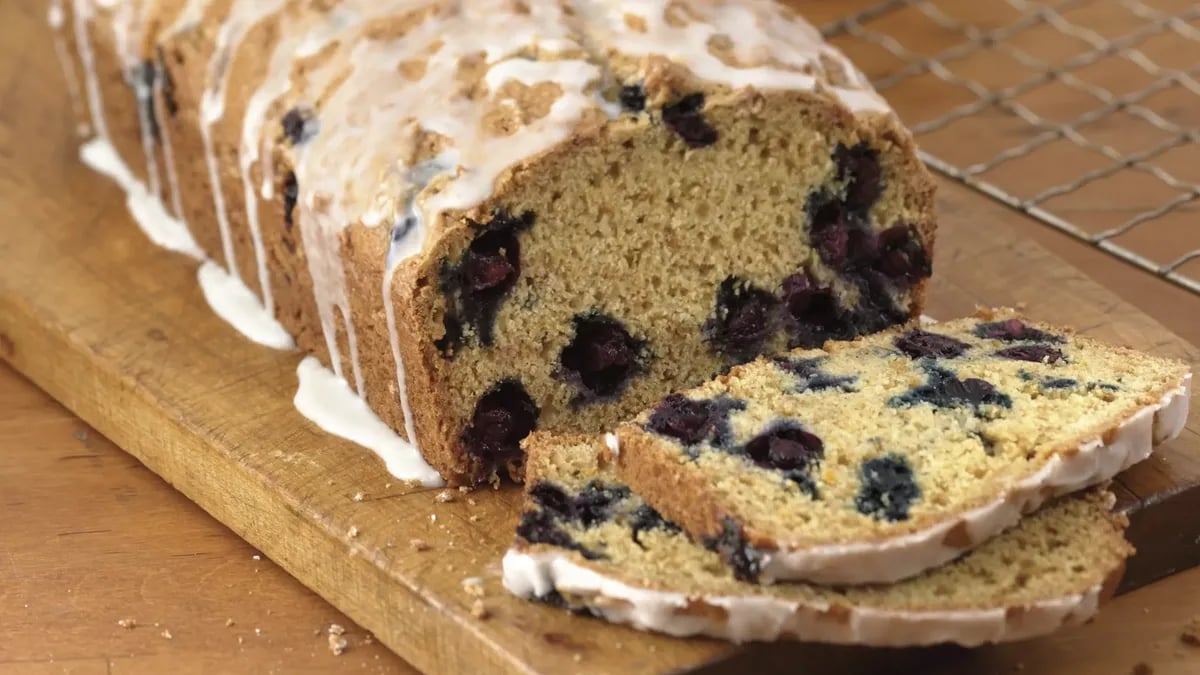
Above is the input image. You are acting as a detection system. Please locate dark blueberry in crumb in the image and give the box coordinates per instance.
[782,470,820,499]
[1043,378,1077,389]
[894,329,969,360]
[137,61,161,143]
[703,277,780,361]
[781,273,847,349]
[645,394,744,448]
[629,504,681,547]
[893,365,1012,411]
[619,84,646,112]
[856,454,921,522]
[461,379,538,465]
[282,107,317,145]
[705,517,763,582]
[975,319,1064,343]
[1090,382,1120,392]
[834,143,884,215]
[807,194,852,268]
[439,210,535,350]
[772,356,857,393]
[875,225,931,285]
[559,314,646,403]
[995,345,1065,364]
[515,508,575,549]
[529,482,573,517]
[744,424,824,473]
[156,47,178,118]
[661,93,718,148]
[434,314,463,358]
[645,394,716,445]
[282,171,298,230]
[570,481,632,527]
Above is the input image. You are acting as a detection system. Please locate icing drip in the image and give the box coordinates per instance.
[197,260,295,350]
[80,138,203,259]
[49,0,91,137]
[294,356,443,486]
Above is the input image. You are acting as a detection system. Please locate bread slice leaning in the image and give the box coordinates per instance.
[503,434,1133,646]
[613,309,1189,584]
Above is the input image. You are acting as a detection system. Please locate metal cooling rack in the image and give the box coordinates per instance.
[821,0,1200,294]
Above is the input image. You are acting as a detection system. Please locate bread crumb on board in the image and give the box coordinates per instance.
[470,599,490,620]
[117,618,136,629]
[1182,615,1200,647]
[462,577,485,597]
[410,538,431,551]
[353,491,365,502]
[435,490,456,503]
[328,633,349,655]
[328,624,346,636]
[161,629,173,640]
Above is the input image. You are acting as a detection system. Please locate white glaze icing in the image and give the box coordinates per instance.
[502,548,1102,646]
[755,374,1192,584]
[197,260,295,350]
[294,356,443,487]
[79,138,203,259]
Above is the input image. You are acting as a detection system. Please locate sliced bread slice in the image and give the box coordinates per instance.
[503,434,1132,646]
[613,309,1189,584]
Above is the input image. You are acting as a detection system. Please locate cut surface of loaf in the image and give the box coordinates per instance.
[58,0,936,485]
[614,309,1190,584]
[503,434,1133,645]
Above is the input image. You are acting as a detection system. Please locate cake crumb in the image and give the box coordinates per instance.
[435,490,456,503]
[467,498,478,507]
[430,513,437,523]
[1131,663,1153,675]
[462,577,485,597]
[458,486,471,494]
[161,629,173,640]
[353,492,365,502]
[225,618,235,627]
[1181,616,1200,646]
[252,554,261,561]
[573,654,582,663]
[385,483,391,489]
[364,633,374,644]
[328,624,346,636]
[328,633,349,656]
[117,618,136,629]
[409,539,431,551]
[470,599,490,620]
[348,526,359,538]
[469,514,481,523]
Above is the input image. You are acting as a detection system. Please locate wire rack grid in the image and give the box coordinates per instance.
[821,0,1200,295]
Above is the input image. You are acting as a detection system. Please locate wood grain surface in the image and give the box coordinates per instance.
[2,0,1199,674]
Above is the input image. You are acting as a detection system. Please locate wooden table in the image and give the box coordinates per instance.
[4,1,1200,674]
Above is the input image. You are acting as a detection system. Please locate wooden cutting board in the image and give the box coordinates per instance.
[2,9,1198,675]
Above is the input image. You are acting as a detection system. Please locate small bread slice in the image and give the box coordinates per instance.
[612,309,1188,584]
[503,434,1132,646]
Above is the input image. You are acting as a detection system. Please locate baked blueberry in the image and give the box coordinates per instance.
[703,277,780,361]
[894,329,969,359]
[875,225,931,285]
[1043,378,1078,389]
[439,210,535,349]
[619,84,646,112]
[855,454,921,522]
[781,273,847,349]
[994,345,1065,364]
[704,517,764,582]
[743,423,824,473]
[834,142,884,216]
[645,393,744,449]
[629,504,681,547]
[772,356,857,392]
[461,379,538,465]
[516,508,603,560]
[893,365,1012,412]
[155,47,178,118]
[569,481,633,527]
[807,193,852,268]
[975,319,1064,343]
[559,314,647,404]
[662,93,718,148]
[282,107,317,145]
[282,171,298,230]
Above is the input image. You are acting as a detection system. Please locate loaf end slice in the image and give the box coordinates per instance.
[504,434,1133,646]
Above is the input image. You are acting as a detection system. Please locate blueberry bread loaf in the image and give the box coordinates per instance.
[56,0,936,485]
[614,309,1190,584]
[503,434,1132,645]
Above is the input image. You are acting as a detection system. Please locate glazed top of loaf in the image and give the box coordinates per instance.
[66,0,890,270]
